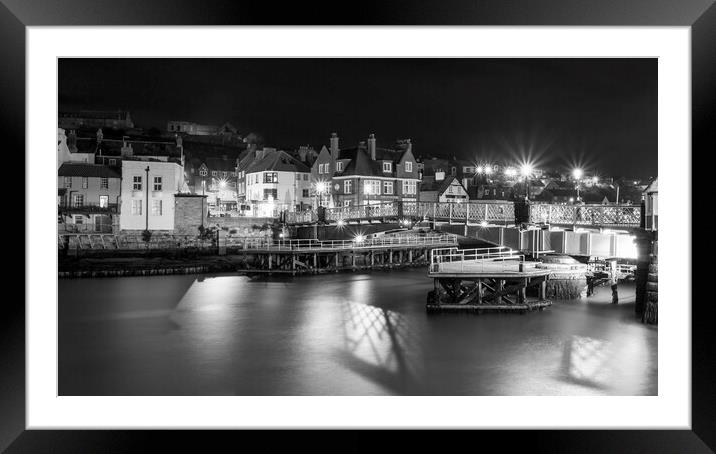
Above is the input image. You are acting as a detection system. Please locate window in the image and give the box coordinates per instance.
[131,199,142,215]
[109,159,117,166]
[451,166,457,176]
[199,168,208,177]
[64,176,72,188]
[344,180,353,194]
[99,195,108,208]
[336,162,343,172]
[100,177,109,189]
[383,181,394,194]
[212,170,218,176]
[405,161,413,172]
[73,215,84,225]
[402,180,417,195]
[344,200,352,207]
[153,176,162,191]
[81,177,88,189]
[151,199,162,216]
[133,176,142,191]
[364,180,380,195]
[222,171,228,178]
[383,162,392,172]
[302,189,309,198]
[72,194,84,207]
[318,163,324,174]
[263,188,278,200]
[264,172,278,183]
[303,174,308,181]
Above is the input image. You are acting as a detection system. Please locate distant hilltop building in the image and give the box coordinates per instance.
[167,120,238,137]
[59,110,134,130]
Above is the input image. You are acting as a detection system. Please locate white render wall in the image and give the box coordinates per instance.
[245,170,312,209]
[119,160,183,231]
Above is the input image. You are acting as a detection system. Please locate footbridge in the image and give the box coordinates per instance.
[285,200,641,229]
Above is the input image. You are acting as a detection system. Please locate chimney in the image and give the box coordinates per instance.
[368,133,376,160]
[405,138,412,154]
[329,133,339,160]
[298,146,308,162]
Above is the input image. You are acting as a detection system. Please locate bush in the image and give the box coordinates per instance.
[141,230,152,242]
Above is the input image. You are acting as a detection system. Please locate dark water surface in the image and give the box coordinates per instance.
[59,269,657,395]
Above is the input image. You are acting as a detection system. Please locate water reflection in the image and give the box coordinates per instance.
[560,335,612,390]
[338,300,423,394]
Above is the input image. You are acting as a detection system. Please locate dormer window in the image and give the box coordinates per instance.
[405,161,413,172]
[336,161,343,172]
[383,162,392,173]
[199,168,208,177]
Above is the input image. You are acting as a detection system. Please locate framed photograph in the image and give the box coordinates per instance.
[5,0,712,451]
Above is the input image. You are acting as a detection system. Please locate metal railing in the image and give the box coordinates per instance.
[59,202,119,214]
[225,233,458,251]
[429,246,525,274]
[285,200,641,227]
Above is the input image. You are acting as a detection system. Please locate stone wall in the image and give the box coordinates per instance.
[174,194,208,235]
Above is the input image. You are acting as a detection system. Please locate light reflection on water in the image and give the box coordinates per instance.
[59,270,656,396]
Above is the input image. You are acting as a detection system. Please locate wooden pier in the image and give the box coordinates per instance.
[426,246,552,313]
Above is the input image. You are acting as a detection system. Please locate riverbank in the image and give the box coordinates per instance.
[58,253,432,278]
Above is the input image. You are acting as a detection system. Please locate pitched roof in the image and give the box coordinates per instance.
[245,149,310,173]
[58,163,121,178]
[336,146,411,177]
[420,175,462,193]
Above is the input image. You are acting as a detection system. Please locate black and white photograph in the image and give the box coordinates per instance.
[57,57,659,397]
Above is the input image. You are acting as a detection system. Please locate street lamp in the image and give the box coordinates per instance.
[315,181,328,208]
[520,163,533,200]
[572,168,583,202]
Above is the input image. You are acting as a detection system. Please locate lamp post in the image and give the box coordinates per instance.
[572,168,583,203]
[520,163,533,201]
[144,166,150,231]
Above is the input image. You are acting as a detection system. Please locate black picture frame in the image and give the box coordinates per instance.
[4,0,712,451]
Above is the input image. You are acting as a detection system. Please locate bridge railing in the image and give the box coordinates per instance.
[227,233,459,251]
[285,201,640,227]
[429,246,523,274]
[529,203,641,226]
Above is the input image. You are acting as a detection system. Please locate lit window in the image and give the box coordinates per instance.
[99,195,108,208]
[364,180,380,195]
[72,194,84,207]
[383,162,391,172]
[264,172,278,183]
[344,180,353,194]
[100,177,109,189]
[153,176,162,191]
[64,176,72,188]
[199,168,208,177]
[303,174,308,181]
[402,180,417,195]
[131,199,142,215]
[212,170,218,176]
[81,177,88,189]
[337,162,343,172]
[151,199,162,216]
[383,181,393,194]
[344,200,352,207]
[405,161,413,172]
[302,189,309,198]
[133,176,142,190]
[73,215,84,225]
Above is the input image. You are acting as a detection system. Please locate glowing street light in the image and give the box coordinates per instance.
[505,167,517,177]
[591,176,599,184]
[480,221,488,227]
[484,166,493,175]
[476,165,484,174]
[520,163,534,200]
[315,181,328,194]
[354,234,366,244]
[572,168,583,202]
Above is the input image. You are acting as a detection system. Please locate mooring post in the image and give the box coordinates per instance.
[292,254,296,276]
[335,252,339,272]
[268,253,272,270]
[477,280,483,304]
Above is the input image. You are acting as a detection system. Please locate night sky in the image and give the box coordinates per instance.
[59,58,657,178]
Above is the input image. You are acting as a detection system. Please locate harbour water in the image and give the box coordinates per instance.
[59,269,657,395]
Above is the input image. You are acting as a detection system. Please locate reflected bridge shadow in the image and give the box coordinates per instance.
[335,301,425,395]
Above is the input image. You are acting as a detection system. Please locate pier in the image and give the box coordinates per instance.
[427,246,552,313]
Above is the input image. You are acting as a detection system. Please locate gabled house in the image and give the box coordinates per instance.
[312,133,421,208]
[237,147,312,216]
[419,175,469,203]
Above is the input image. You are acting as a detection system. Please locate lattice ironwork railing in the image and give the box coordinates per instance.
[529,203,641,226]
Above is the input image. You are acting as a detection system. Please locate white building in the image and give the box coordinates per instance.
[238,148,312,217]
[119,159,185,231]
